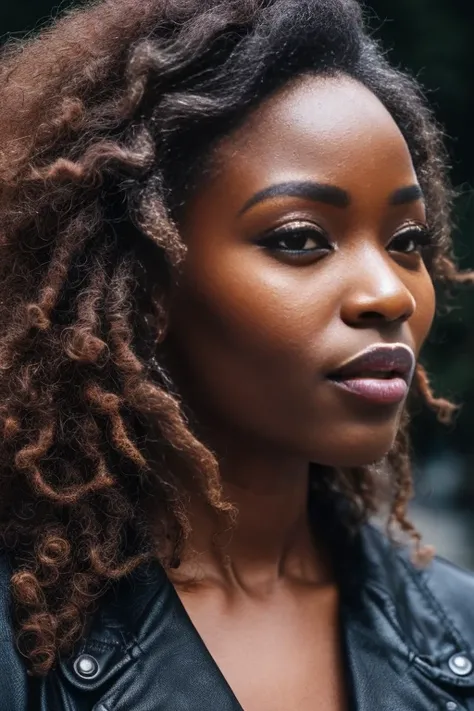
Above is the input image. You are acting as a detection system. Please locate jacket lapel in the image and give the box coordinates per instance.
[342,592,465,711]
[57,563,243,710]
[342,525,474,711]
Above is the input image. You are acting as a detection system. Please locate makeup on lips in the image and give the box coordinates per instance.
[327,344,416,405]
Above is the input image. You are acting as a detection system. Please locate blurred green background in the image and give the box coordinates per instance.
[1,1,473,563]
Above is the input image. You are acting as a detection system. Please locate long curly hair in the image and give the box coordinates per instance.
[0,0,471,676]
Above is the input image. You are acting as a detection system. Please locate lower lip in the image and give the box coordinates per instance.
[328,377,408,405]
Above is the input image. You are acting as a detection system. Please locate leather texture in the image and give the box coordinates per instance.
[3,525,474,710]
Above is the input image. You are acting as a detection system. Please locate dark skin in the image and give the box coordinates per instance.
[164,75,436,710]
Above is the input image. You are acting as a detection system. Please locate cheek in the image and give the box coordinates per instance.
[167,249,334,436]
[173,246,329,358]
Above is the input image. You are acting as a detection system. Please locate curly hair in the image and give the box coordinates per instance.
[0,0,472,677]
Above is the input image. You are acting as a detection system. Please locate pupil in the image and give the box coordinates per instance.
[286,233,308,250]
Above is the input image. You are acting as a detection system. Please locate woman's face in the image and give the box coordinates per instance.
[166,74,435,467]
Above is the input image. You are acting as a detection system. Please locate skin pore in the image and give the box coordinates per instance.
[163,75,436,711]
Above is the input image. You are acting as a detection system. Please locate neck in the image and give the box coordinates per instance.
[172,449,334,593]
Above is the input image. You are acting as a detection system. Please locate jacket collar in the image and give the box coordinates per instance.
[59,561,243,709]
[347,525,474,686]
[58,525,474,709]
[340,525,474,710]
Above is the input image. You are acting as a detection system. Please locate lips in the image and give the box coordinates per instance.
[327,344,416,405]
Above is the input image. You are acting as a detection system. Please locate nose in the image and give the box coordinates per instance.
[340,252,416,327]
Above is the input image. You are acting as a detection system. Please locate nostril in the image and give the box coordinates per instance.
[359,311,385,320]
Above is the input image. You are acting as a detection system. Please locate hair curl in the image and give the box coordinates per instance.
[0,0,472,676]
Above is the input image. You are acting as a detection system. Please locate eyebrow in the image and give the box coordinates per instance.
[238,180,425,216]
[238,181,350,215]
[389,184,425,206]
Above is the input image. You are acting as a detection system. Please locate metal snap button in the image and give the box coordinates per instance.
[446,702,457,711]
[73,654,100,680]
[448,654,473,677]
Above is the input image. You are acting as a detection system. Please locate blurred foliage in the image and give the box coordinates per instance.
[1,0,473,468]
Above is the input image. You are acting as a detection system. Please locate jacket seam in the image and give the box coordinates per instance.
[359,561,474,687]
[396,552,469,653]
[81,638,123,653]
[360,578,409,644]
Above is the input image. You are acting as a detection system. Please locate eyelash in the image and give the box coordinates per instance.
[257,222,434,259]
[388,224,433,255]
[257,222,331,256]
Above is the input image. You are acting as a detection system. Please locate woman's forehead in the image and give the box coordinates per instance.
[196,75,417,212]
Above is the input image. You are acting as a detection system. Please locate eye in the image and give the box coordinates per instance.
[257,221,333,258]
[388,224,433,256]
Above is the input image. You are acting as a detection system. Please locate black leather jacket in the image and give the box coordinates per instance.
[3,525,474,710]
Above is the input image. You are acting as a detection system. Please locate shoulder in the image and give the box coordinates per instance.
[360,524,474,648]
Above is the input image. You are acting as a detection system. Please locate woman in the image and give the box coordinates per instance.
[0,0,473,708]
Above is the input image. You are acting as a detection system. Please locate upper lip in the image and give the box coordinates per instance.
[328,344,416,383]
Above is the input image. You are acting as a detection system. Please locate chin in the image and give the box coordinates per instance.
[309,426,398,469]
